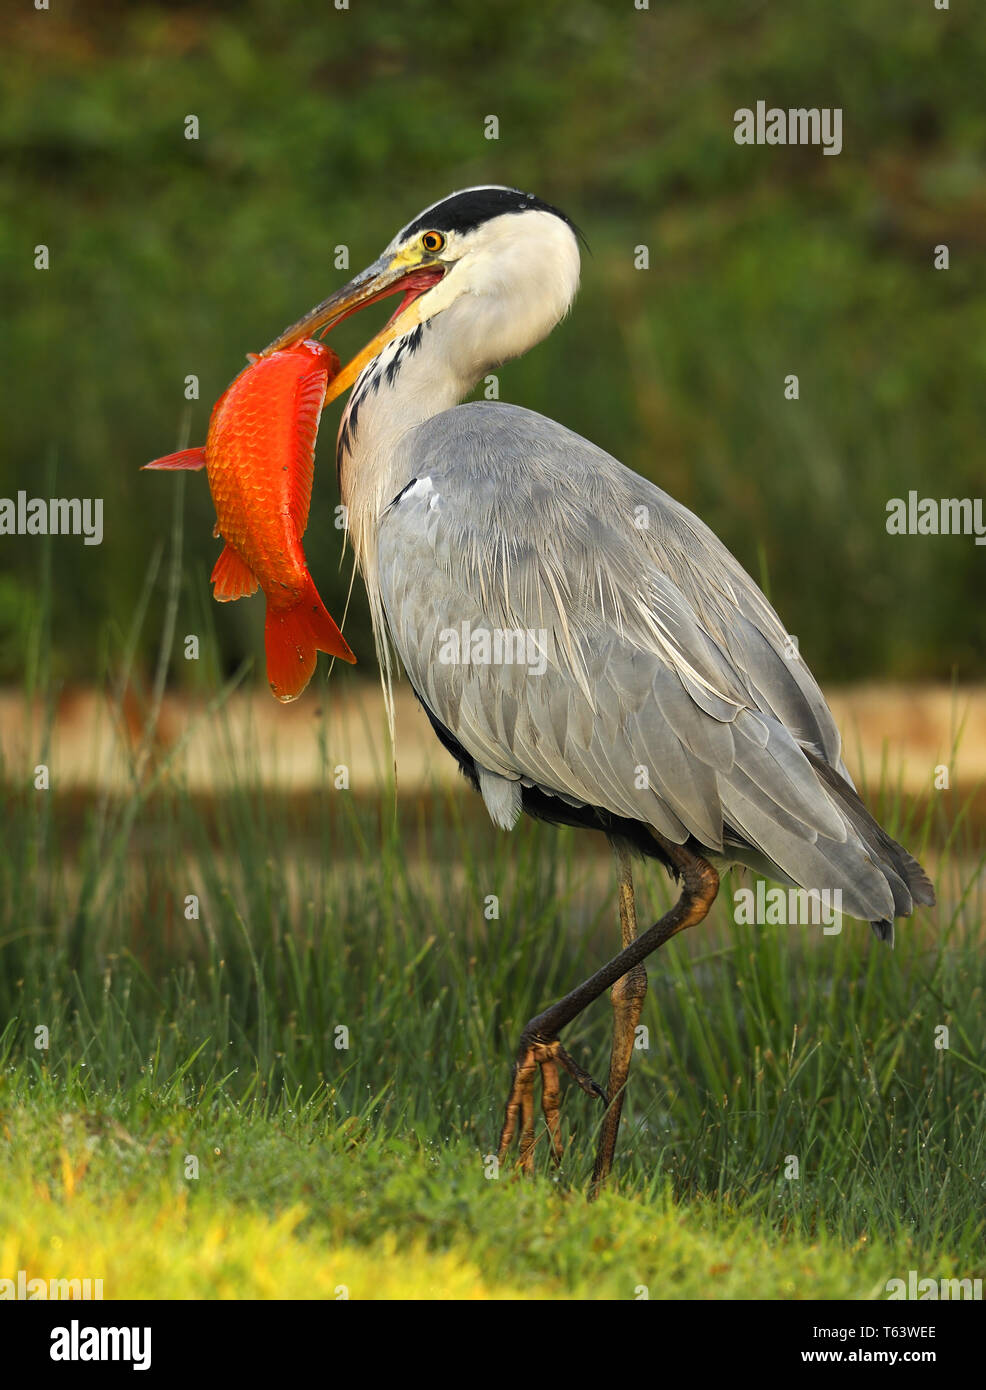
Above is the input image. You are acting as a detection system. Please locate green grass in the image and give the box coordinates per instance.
[2,1081,978,1301]
[1,545,984,1299]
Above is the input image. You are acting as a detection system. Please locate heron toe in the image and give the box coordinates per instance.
[497,1034,607,1174]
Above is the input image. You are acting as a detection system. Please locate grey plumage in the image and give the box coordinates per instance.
[377,404,934,935]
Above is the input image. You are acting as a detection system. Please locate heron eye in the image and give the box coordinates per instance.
[421,230,445,254]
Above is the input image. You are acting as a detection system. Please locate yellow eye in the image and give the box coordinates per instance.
[421,230,445,254]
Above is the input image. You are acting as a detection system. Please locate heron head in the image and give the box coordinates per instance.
[263,186,582,400]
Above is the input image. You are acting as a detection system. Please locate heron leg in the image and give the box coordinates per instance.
[590,842,647,1193]
[496,836,718,1179]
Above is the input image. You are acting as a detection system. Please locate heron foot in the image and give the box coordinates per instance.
[496,1033,607,1174]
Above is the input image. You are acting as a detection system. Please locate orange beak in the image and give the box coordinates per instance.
[262,256,446,405]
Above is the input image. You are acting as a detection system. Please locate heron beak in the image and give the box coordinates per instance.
[261,253,446,403]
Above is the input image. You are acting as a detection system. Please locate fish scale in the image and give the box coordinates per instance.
[209,362,306,600]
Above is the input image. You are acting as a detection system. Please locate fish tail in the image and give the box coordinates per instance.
[142,447,207,470]
[264,574,356,702]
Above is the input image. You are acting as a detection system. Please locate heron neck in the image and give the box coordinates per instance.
[335,311,477,574]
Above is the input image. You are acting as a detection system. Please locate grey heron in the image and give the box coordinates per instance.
[265,186,935,1186]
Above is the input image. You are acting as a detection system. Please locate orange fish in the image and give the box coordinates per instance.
[144,340,355,701]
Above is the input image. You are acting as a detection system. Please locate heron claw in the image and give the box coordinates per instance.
[496,1034,606,1174]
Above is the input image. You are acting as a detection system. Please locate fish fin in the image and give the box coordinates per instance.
[264,573,355,702]
[287,366,329,539]
[142,447,207,471]
[211,543,260,602]
[246,352,260,363]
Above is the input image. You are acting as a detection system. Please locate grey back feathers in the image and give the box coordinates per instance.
[334,189,933,942]
[376,402,934,935]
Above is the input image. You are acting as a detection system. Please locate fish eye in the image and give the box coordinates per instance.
[421,230,446,254]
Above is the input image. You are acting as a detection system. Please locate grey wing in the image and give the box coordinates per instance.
[376,403,916,923]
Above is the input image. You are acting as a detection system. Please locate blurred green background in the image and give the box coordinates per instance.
[2,0,984,688]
